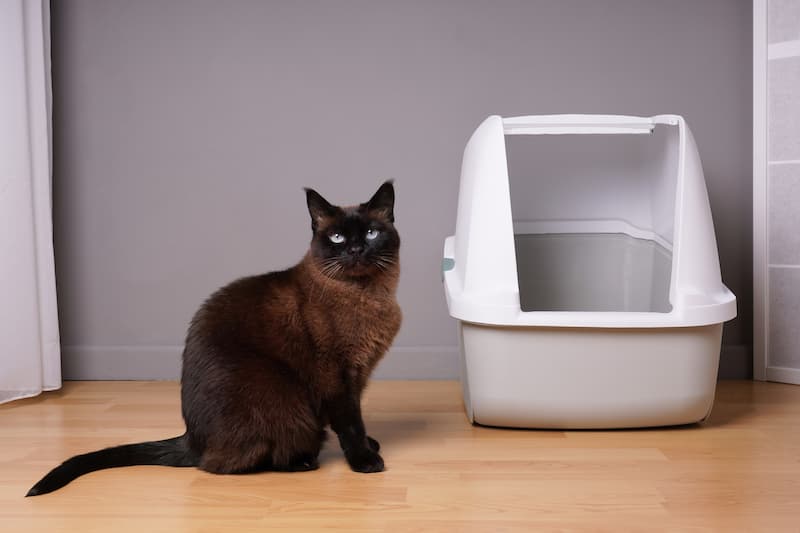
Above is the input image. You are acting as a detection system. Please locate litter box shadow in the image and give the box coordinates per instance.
[469,400,755,433]
[698,400,756,428]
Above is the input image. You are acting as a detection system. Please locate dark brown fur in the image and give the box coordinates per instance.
[27,182,401,496]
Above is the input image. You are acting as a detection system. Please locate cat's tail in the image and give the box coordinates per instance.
[25,434,199,497]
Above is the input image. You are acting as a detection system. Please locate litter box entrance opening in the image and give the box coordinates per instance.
[514,233,672,312]
[505,125,679,313]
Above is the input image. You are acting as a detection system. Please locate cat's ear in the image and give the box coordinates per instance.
[366,180,395,223]
[305,188,337,230]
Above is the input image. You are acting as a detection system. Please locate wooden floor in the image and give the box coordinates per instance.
[1,381,799,532]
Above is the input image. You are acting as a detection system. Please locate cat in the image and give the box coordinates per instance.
[27,181,401,496]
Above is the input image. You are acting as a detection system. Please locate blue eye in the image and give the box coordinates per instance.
[329,233,345,244]
[366,229,379,240]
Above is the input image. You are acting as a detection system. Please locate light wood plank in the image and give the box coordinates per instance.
[1,380,799,532]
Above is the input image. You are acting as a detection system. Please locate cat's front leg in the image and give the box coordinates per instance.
[327,389,384,473]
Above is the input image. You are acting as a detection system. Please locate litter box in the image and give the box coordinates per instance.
[442,114,737,429]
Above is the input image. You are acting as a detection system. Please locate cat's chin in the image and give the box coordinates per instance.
[340,262,381,279]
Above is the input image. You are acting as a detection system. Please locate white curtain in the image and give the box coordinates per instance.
[0,0,61,403]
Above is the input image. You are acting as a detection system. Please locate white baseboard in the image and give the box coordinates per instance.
[62,345,183,380]
[766,366,800,385]
[62,343,750,381]
[373,346,460,379]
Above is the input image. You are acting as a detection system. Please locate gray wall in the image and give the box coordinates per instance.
[52,0,753,380]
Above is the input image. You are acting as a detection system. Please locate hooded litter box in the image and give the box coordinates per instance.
[442,114,737,429]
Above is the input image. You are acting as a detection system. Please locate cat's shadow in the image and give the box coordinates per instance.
[315,388,753,468]
[317,417,428,466]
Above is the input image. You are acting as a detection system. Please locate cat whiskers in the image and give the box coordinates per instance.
[314,258,343,302]
[373,254,397,272]
[319,258,341,278]
[327,263,344,279]
[317,255,345,277]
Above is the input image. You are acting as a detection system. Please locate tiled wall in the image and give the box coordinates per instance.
[767,0,800,373]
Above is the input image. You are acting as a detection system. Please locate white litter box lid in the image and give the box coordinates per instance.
[442,114,737,328]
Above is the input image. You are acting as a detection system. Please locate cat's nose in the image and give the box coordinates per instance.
[348,245,363,255]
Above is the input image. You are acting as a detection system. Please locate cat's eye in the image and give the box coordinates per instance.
[366,229,380,241]
[329,233,345,244]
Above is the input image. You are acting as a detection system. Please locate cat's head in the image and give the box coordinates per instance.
[304,181,400,280]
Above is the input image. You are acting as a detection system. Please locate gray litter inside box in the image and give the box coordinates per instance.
[514,233,672,313]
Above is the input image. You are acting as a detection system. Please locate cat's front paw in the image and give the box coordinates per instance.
[366,435,380,453]
[346,448,385,473]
